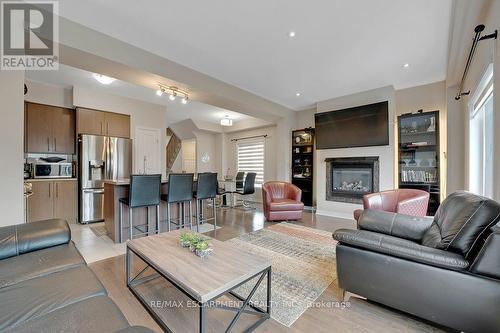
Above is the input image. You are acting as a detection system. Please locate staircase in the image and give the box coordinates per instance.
[166,128,182,174]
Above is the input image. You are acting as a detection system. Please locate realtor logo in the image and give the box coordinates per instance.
[1,1,58,70]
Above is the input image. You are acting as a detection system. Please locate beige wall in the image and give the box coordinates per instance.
[25,80,73,108]
[73,86,169,178]
[0,71,25,225]
[194,131,217,173]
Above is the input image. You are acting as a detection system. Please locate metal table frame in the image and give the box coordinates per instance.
[126,246,272,333]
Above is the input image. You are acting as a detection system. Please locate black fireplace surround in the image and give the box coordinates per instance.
[325,157,379,204]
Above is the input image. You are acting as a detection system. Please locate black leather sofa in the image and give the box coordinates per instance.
[0,218,154,332]
[333,191,500,333]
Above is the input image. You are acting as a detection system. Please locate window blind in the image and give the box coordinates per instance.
[237,139,265,184]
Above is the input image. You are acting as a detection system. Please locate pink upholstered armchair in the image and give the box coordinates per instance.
[353,189,430,222]
[262,182,304,221]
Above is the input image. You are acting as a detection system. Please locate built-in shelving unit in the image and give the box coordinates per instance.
[398,111,440,215]
[292,128,314,207]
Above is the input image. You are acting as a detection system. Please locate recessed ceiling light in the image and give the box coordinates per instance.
[93,73,115,85]
[288,31,296,38]
[296,92,301,97]
[403,63,410,68]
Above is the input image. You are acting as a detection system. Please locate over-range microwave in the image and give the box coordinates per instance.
[32,162,73,179]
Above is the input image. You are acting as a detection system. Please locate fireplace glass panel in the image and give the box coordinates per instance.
[332,167,373,193]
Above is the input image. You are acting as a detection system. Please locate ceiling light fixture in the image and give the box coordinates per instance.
[93,74,116,85]
[403,63,410,68]
[220,116,233,127]
[156,84,189,104]
[296,92,301,96]
[288,31,296,37]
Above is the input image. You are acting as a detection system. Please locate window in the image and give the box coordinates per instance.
[237,139,265,185]
[469,64,494,198]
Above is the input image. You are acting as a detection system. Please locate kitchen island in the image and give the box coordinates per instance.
[103,179,197,243]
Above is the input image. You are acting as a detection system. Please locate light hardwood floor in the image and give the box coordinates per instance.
[89,207,450,333]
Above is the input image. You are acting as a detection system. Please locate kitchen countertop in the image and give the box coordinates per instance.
[103,179,169,185]
[25,178,77,182]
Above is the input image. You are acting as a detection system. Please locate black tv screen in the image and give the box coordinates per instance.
[314,101,389,149]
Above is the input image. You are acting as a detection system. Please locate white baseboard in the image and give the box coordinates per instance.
[315,209,354,220]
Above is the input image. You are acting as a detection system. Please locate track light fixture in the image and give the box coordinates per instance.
[156,84,189,104]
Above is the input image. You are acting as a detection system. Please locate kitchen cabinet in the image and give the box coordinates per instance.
[27,181,54,222]
[27,180,78,223]
[25,102,75,154]
[76,108,130,138]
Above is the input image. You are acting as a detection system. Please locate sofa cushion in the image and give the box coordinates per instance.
[0,241,85,289]
[422,192,500,259]
[334,229,469,270]
[0,219,70,260]
[269,199,304,211]
[5,296,130,333]
[0,265,106,331]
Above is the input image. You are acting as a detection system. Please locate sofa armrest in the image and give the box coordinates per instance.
[358,209,434,242]
[333,229,469,270]
[0,219,70,260]
[470,226,500,280]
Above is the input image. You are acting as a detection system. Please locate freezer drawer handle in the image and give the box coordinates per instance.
[83,189,105,194]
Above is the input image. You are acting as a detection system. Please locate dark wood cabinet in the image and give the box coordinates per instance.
[27,181,54,222]
[292,128,314,207]
[76,108,130,138]
[25,102,75,154]
[27,180,78,223]
[398,111,440,215]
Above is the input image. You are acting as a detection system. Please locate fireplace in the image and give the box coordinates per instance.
[325,157,379,203]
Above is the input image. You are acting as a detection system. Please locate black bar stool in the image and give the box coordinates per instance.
[194,172,218,232]
[161,173,194,232]
[119,174,161,242]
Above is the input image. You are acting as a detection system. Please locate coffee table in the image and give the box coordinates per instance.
[126,230,272,332]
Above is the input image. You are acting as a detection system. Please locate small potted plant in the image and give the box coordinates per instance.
[179,232,194,248]
[194,240,213,259]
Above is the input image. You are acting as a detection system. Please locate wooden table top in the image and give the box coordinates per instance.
[127,230,271,303]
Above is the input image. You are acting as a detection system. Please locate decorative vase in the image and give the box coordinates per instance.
[427,116,435,132]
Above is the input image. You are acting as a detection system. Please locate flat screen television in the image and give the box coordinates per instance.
[314,101,389,149]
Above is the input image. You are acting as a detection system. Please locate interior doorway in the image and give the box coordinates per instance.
[135,127,161,174]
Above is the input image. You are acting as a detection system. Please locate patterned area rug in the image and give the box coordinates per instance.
[227,222,337,327]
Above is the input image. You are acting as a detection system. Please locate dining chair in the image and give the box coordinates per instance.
[233,172,257,209]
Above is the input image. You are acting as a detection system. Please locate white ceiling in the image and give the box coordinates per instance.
[58,0,453,110]
[26,64,258,126]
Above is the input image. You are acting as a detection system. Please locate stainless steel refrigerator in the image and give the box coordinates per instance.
[79,134,132,224]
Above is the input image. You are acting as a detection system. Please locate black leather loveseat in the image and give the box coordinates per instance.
[333,191,500,333]
[0,218,153,332]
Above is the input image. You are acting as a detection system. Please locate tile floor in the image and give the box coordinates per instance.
[69,221,221,263]
[69,222,126,263]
